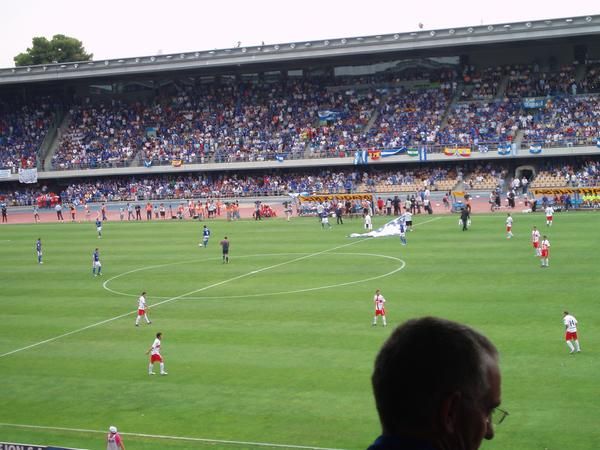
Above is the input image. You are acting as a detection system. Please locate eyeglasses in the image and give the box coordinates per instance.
[489,407,509,425]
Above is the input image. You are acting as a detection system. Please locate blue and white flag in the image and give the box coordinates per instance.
[318,110,342,121]
[419,147,427,161]
[143,160,152,167]
[497,144,511,156]
[275,155,285,162]
[354,150,368,165]
[478,144,489,153]
[529,144,542,154]
[381,147,407,157]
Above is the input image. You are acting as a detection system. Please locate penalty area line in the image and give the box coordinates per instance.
[0,422,349,450]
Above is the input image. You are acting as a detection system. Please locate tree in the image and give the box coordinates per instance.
[14,34,93,66]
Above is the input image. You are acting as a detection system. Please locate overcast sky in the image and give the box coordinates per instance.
[1,0,598,68]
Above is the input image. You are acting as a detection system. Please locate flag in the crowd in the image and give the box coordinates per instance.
[143,160,152,167]
[354,150,368,165]
[596,139,600,148]
[171,160,183,167]
[529,144,542,154]
[275,155,285,162]
[0,169,10,179]
[478,144,489,153]
[444,147,456,156]
[18,168,37,184]
[381,147,407,157]
[497,144,511,155]
[368,149,381,160]
[457,148,471,157]
[419,147,427,161]
[407,148,418,157]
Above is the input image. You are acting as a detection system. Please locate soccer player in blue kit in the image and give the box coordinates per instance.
[200,225,211,248]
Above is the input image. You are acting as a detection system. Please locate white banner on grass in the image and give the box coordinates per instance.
[349,215,406,238]
[18,168,38,184]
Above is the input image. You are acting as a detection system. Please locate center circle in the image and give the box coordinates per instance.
[103,252,406,300]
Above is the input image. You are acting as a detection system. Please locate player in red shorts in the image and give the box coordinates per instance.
[563,311,581,354]
[135,291,151,327]
[540,235,550,267]
[146,332,167,375]
[372,289,387,327]
[531,225,541,256]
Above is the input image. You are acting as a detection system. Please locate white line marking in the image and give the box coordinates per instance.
[103,252,405,300]
[0,422,349,450]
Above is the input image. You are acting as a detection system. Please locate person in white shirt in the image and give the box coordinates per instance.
[106,425,126,450]
[364,212,372,231]
[562,311,581,354]
[531,226,541,256]
[545,206,554,227]
[372,289,387,327]
[540,235,550,267]
[505,213,513,239]
[146,332,167,375]
[135,292,152,326]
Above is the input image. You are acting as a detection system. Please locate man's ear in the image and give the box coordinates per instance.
[439,391,462,434]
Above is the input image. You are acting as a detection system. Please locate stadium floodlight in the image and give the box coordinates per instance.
[241,48,247,53]
[74,63,78,68]
[42,66,47,71]
[323,40,330,46]
[585,16,592,22]
[274,44,280,50]
[503,24,511,29]
[449,29,455,35]
[487,25,494,31]
[545,20,552,25]
[410,32,418,37]
[165,55,172,59]
[104,60,110,65]
[180,54,185,59]
[150,56,155,62]
[27,67,32,72]
[135,58,140,62]
[60,65,66,69]
[118,59,125,63]
[195,52,200,57]
[525,22,532,28]
[430,30,436,36]
[340,38,347,44]
[290,43,296,48]
[393,34,400,39]
[467,27,474,33]
[565,18,573,23]
[208,51,215,55]
[356,37,364,41]
[375,35,382,40]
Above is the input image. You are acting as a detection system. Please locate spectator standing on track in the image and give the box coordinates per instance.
[106,425,125,450]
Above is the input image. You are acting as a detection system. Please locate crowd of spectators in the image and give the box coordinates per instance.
[0,100,55,171]
[521,95,600,147]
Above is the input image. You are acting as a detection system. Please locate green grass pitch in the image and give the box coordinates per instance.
[1,211,599,450]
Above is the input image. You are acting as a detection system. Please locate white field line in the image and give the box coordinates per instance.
[0,422,349,450]
[1,238,369,359]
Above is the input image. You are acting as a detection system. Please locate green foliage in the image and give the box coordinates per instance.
[14,34,92,66]
[0,212,599,449]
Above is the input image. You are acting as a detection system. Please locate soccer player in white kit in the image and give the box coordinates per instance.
[135,291,152,326]
[531,225,541,256]
[146,332,167,375]
[505,213,513,239]
[540,235,550,267]
[563,311,581,354]
[545,206,554,226]
[372,289,387,327]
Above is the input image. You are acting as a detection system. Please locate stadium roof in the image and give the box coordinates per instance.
[1,14,599,85]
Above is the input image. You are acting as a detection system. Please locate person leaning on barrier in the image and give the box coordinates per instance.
[367,317,507,450]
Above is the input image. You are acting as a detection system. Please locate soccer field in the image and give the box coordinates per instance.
[1,211,599,450]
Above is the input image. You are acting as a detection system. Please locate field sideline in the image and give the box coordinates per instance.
[1,211,599,450]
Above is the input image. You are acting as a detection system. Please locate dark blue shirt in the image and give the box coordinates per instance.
[367,435,438,450]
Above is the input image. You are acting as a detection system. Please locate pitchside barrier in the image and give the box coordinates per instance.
[0,442,87,450]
